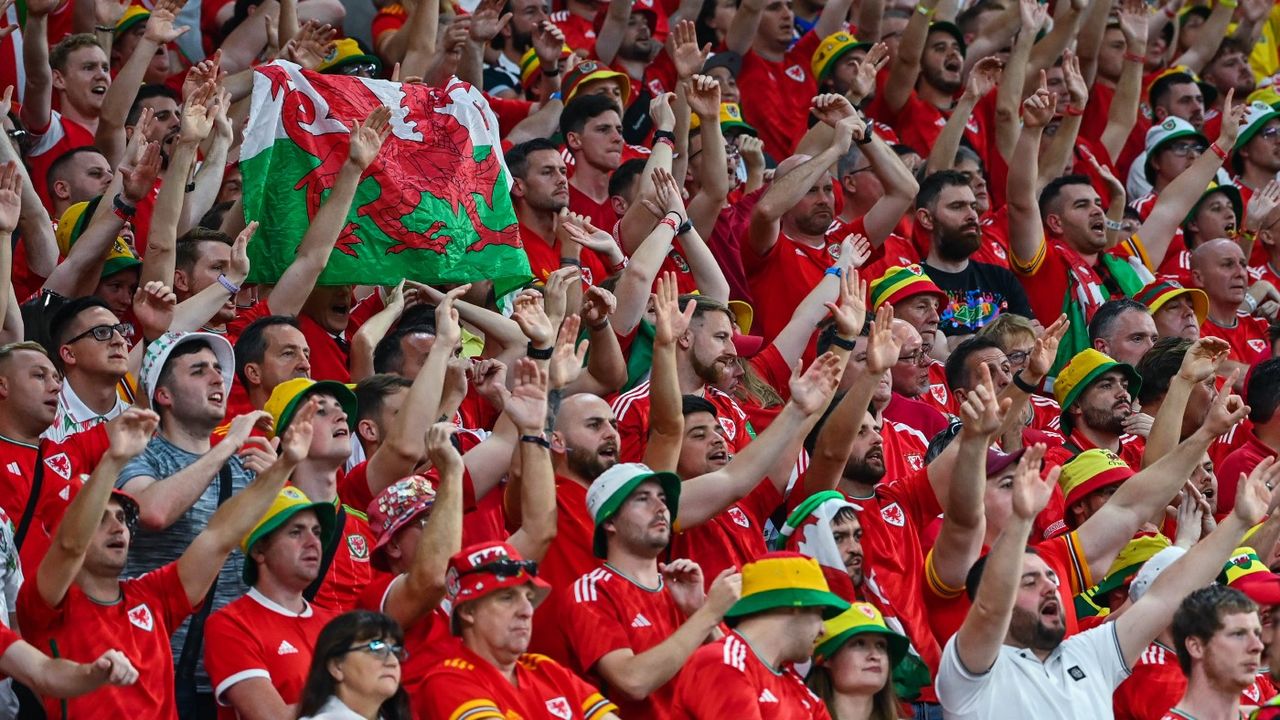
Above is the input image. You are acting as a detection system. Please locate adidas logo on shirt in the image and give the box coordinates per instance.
[278,640,298,655]
[759,689,779,703]
[630,614,652,628]
[4,462,17,475]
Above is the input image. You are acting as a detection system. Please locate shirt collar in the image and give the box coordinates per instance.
[247,587,314,617]
[59,379,126,424]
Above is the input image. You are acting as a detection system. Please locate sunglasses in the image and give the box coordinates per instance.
[344,639,406,662]
[66,323,128,344]
[464,558,540,580]
[1163,142,1206,157]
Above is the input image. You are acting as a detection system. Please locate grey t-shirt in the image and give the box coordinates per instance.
[117,435,255,694]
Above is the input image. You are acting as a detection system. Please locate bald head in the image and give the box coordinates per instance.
[554,393,613,432]
[1191,237,1249,307]
[891,319,922,349]
[1190,238,1243,272]
[551,393,620,482]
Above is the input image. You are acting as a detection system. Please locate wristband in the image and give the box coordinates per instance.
[1105,219,1124,231]
[658,216,679,232]
[916,4,934,15]
[824,266,842,278]
[608,257,628,272]
[541,66,560,77]
[1123,51,1145,64]
[1063,105,1085,117]
[527,342,554,360]
[559,257,582,267]
[112,204,132,222]
[217,274,241,295]
[830,335,856,351]
[589,317,611,331]
[549,91,563,101]
[655,136,675,150]
[653,130,676,143]
[1209,142,1228,161]
[520,434,552,449]
[854,129,874,146]
[1012,371,1038,394]
[675,218,693,236]
[113,195,137,217]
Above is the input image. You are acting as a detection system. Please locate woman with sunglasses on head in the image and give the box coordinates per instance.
[806,602,909,720]
[296,611,411,720]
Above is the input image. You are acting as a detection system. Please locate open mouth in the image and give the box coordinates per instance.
[708,449,728,462]
[208,391,224,404]
[1040,599,1060,621]
[106,538,126,550]
[333,427,349,438]
[1089,220,1106,235]
[90,84,108,95]
[599,444,618,460]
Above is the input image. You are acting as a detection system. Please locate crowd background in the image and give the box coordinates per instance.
[3,0,1280,718]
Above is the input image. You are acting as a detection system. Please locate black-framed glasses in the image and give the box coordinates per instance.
[1005,349,1031,366]
[66,323,128,344]
[344,639,406,662]
[1261,126,1280,142]
[463,558,539,580]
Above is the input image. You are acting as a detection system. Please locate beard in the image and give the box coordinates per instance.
[1009,605,1066,651]
[691,352,728,386]
[923,65,962,94]
[1082,403,1128,436]
[566,445,615,481]
[844,454,886,485]
[935,224,982,261]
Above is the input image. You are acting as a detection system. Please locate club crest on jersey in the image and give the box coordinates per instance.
[930,384,948,405]
[669,250,690,273]
[44,453,72,481]
[1249,338,1268,353]
[546,697,573,719]
[906,453,924,471]
[647,79,665,97]
[128,603,154,632]
[445,567,461,597]
[728,506,750,528]
[784,64,805,82]
[826,242,841,260]
[718,416,737,441]
[880,502,906,527]
[347,534,369,560]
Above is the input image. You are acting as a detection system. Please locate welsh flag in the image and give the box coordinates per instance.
[240,61,532,294]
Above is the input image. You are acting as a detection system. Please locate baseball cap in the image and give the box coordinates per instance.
[813,602,908,664]
[585,462,681,558]
[1142,117,1208,183]
[986,447,1025,478]
[1091,534,1171,600]
[868,265,948,311]
[264,377,358,439]
[811,31,872,82]
[1052,348,1142,410]
[1129,546,1187,602]
[139,331,235,407]
[928,21,966,55]
[316,38,383,75]
[445,541,550,631]
[702,51,742,77]
[719,103,756,137]
[115,4,150,36]
[562,60,633,106]
[1220,547,1280,605]
[367,475,437,573]
[725,551,851,620]
[1247,86,1280,110]
[240,486,338,584]
[56,199,142,280]
[1236,101,1280,151]
[1135,280,1209,326]
[1058,448,1134,509]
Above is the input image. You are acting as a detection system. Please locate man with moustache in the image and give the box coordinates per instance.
[561,463,742,718]
[919,171,1032,343]
[1043,348,1146,470]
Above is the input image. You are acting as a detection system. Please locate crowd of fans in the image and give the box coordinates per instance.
[6,0,1280,717]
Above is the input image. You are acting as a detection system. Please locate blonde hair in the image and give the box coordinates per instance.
[976,313,1037,351]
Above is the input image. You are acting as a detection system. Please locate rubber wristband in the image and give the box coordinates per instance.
[653,130,676,143]
[655,136,675,150]
[541,67,560,77]
[1209,142,1228,160]
[825,266,842,278]
[527,343,554,360]
[658,216,678,232]
[589,317,611,331]
[1105,219,1124,231]
[520,434,551,449]
[676,218,693,236]
[1012,371,1038,394]
[559,257,582,267]
[830,335,856,351]
[113,195,137,217]
[1123,51,1145,63]
[217,274,241,295]
[855,130,874,146]
[608,257,628,272]
[1063,106,1085,117]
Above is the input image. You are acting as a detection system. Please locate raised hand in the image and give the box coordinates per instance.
[582,285,616,328]
[426,422,464,476]
[649,91,676,132]
[1234,457,1280,526]
[838,233,873,270]
[960,363,1011,437]
[180,82,217,143]
[443,18,472,58]
[827,269,868,340]
[122,141,162,203]
[736,134,764,169]
[132,280,177,341]
[651,166,686,216]
[1116,0,1149,45]
[500,357,550,433]
[0,161,22,234]
[284,21,338,69]
[653,272,695,346]
[1178,337,1231,384]
[1082,150,1125,204]
[1216,89,1245,149]
[469,0,513,43]
[1202,371,1249,437]
[1026,314,1068,382]
[237,436,279,474]
[811,93,857,126]
[1011,445,1058,520]
[848,42,889,102]
[1018,0,1048,31]
[832,111,868,152]
[542,265,577,329]
[561,217,622,257]
[549,315,589,389]
[471,358,507,409]
[227,221,255,284]
[225,410,272,449]
[788,352,843,414]
[1021,72,1057,128]
[514,290,556,349]
[864,303,900,374]
[105,408,160,461]
[94,0,131,28]
[685,74,721,119]
[183,50,223,101]
[1061,49,1088,110]
[347,105,393,171]
[532,20,566,67]
[1246,180,1280,232]
[964,56,1003,101]
[669,19,710,81]
[661,558,707,616]
[144,1,189,44]
[704,567,743,618]
[434,284,469,351]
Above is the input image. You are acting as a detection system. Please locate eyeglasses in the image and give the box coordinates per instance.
[344,639,406,662]
[1005,349,1031,366]
[1261,126,1280,142]
[337,63,380,78]
[463,558,540,580]
[65,323,128,344]
[896,350,931,366]
[1163,142,1206,157]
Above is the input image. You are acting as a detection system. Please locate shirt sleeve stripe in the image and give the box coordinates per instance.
[1064,531,1092,593]
[1009,235,1047,276]
[213,669,271,705]
[924,548,965,598]
[448,700,505,720]
[583,693,619,720]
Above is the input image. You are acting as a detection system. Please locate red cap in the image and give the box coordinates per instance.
[445,542,551,611]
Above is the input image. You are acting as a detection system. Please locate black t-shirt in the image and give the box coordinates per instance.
[922,260,1034,336]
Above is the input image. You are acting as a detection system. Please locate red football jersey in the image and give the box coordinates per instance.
[612,382,753,464]
[1115,640,1273,720]
[1200,313,1270,367]
[672,631,831,719]
[742,229,845,343]
[668,479,782,588]
[529,476,600,665]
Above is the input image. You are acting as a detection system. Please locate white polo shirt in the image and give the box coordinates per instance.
[936,622,1131,720]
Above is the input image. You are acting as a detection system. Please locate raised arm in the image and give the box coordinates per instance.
[1007,79,1055,267]
[565,286,628,396]
[678,353,843,528]
[176,400,315,607]
[1116,459,1280,665]
[0,88,55,278]
[178,88,234,236]
[171,223,255,332]
[812,0,854,44]
[770,239,869,369]
[927,58,1000,175]
[38,409,158,609]
[643,274,694,472]
[593,0,631,66]
[1100,0,1148,163]
[267,106,391,316]
[1037,50,1087,186]
[723,0,764,56]
[0,162,21,325]
[1135,93,1244,269]
[1142,338,1229,468]
[19,0,57,135]
[954,445,1057,674]
[501,360,557,561]
[381,423,463,628]
[685,74,729,241]
[881,0,938,115]
[1074,0,1112,85]
[994,0,1045,161]
[1172,0,1233,74]
[1022,0,1088,97]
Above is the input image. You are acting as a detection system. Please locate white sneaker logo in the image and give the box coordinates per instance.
[630,614,652,628]
[278,640,298,655]
[759,689,779,703]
